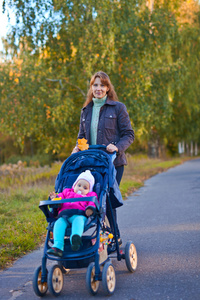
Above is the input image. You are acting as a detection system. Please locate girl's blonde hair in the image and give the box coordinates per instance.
[83,71,118,107]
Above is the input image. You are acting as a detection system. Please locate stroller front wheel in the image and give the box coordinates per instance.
[86,262,100,295]
[102,261,116,295]
[48,265,64,296]
[33,265,48,297]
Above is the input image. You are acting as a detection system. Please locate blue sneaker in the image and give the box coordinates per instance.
[71,235,82,251]
[47,247,63,257]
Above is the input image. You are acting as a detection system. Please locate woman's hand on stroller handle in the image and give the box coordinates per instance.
[88,145,117,162]
[105,143,118,153]
[89,144,117,154]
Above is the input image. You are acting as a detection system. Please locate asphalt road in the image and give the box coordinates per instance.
[0,158,200,300]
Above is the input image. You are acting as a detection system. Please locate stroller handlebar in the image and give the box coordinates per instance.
[89,145,107,150]
[88,145,116,162]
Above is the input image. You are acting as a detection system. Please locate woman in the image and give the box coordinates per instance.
[72,71,134,243]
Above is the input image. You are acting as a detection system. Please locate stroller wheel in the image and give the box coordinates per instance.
[86,262,100,295]
[48,265,64,296]
[33,265,48,297]
[102,261,116,295]
[125,241,137,272]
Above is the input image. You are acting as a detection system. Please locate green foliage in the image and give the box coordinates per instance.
[5,153,53,166]
[0,0,200,155]
[0,133,21,164]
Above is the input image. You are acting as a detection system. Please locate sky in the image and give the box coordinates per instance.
[0,1,6,51]
[0,0,7,51]
[0,0,15,51]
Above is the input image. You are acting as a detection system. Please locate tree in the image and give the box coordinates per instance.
[157,0,200,153]
[1,0,200,158]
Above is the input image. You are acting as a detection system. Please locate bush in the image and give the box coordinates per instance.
[5,154,53,167]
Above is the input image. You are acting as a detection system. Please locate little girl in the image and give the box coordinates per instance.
[47,170,98,257]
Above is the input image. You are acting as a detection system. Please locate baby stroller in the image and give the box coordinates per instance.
[33,145,137,297]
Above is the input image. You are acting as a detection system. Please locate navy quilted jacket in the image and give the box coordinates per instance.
[77,98,135,167]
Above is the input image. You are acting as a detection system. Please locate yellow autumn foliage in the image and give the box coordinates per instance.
[77,138,89,151]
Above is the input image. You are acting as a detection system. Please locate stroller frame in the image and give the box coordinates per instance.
[33,146,137,296]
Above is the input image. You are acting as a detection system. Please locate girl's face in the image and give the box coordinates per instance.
[92,77,109,99]
[74,179,90,195]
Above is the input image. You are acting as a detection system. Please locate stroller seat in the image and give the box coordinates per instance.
[44,170,104,256]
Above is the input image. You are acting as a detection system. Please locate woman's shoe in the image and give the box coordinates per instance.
[47,247,63,257]
[118,238,122,246]
[71,234,82,251]
[107,237,122,254]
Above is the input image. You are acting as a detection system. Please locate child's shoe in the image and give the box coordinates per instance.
[47,247,63,257]
[71,234,82,251]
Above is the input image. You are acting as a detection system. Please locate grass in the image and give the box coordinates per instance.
[0,186,52,269]
[0,162,61,191]
[0,154,194,270]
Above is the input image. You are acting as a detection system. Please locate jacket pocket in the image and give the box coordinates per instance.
[104,113,117,143]
[104,113,117,129]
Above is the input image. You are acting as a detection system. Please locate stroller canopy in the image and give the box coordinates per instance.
[54,149,123,208]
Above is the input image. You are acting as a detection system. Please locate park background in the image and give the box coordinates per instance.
[0,0,200,268]
[0,0,200,165]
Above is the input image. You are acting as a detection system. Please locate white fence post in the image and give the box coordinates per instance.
[195,142,198,156]
[190,141,193,156]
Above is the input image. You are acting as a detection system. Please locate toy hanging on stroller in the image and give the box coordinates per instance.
[33,146,137,297]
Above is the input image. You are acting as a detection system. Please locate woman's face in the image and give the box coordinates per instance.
[92,77,109,99]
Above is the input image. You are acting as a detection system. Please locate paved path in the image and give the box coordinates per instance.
[0,158,200,300]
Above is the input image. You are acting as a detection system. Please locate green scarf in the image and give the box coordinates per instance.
[90,95,107,145]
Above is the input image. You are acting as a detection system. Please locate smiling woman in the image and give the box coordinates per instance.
[72,70,135,244]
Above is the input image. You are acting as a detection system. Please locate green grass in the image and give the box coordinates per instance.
[0,186,52,269]
[0,155,194,269]
[0,163,61,191]
[120,180,144,198]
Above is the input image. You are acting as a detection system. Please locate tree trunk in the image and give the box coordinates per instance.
[148,140,159,158]
[146,0,154,12]
[190,141,193,156]
[194,142,198,156]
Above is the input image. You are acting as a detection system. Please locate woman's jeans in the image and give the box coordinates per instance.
[52,215,87,251]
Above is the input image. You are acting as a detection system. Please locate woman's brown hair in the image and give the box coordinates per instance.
[83,71,118,107]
